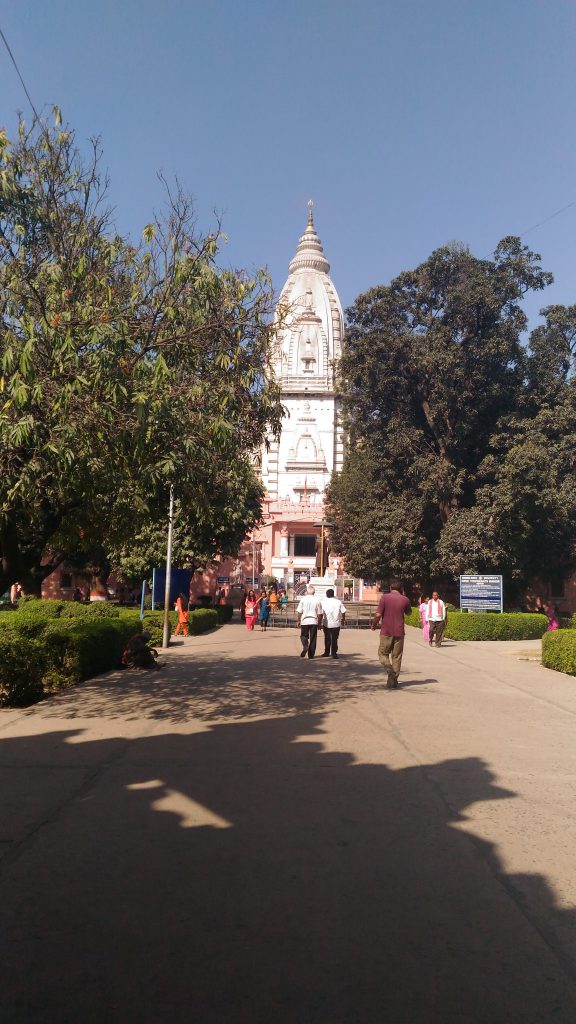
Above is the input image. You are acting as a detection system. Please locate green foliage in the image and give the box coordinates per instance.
[214,604,234,624]
[405,608,422,628]
[110,467,264,581]
[133,611,176,646]
[407,609,546,640]
[0,632,46,706]
[328,241,576,592]
[189,608,218,634]
[0,115,282,595]
[444,613,547,641]
[42,618,137,691]
[542,629,576,675]
[12,599,65,624]
[59,602,120,619]
[0,614,138,706]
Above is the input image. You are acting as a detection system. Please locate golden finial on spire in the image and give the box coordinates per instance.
[307,198,314,226]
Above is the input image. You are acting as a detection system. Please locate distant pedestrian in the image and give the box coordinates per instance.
[418,595,430,643]
[426,592,446,647]
[174,592,189,636]
[244,590,261,631]
[320,588,346,659]
[296,585,323,659]
[371,581,411,688]
[72,587,84,603]
[546,601,560,631]
[258,593,271,631]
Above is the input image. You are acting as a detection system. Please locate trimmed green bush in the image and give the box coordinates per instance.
[59,602,120,619]
[542,629,576,675]
[406,609,547,640]
[214,604,234,624]
[189,608,218,634]
[0,599,222,707]
[445,612,547,641]
[405,608,421,628]
[129,611,177,646]
[42,617,139,692]
[0,632,46,706]
[14,598,65,621]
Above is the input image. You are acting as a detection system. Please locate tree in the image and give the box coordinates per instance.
[327,238,556,587]
[108,462,264,582]
[433,308,576,591]
[0,114,282,593]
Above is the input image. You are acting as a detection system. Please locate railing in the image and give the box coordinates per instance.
[268,602,378,629]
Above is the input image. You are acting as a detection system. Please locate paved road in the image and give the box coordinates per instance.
[2,621,576,1023]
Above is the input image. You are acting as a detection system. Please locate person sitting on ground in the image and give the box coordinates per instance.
[121,631,164,670]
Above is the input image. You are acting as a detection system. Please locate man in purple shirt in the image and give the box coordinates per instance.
[371,581,411,689]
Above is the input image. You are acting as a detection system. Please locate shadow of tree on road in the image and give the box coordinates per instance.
[1,712,576,1023]
[40,653,415,723]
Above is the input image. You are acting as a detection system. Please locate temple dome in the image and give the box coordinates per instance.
[288,201,330,274]
[275,201,344,381]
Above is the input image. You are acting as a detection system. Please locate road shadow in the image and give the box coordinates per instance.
[1,714,576,1022]
[40,649,398,723]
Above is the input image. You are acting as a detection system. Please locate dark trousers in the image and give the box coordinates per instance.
[323,626,340,657]
[300,624,318,658]
[429,620,445,646]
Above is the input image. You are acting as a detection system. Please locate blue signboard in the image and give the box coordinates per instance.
[151,568,191,610]
[459,574,503,612]
[217,576,230,584]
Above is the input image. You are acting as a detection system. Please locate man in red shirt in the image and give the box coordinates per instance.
[371,581,411,689]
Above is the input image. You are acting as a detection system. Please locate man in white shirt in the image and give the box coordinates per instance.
[320,588,346,659]
[426,591,446,647]
[296,584,324,659]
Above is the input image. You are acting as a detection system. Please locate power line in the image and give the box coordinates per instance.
[517,199,576,239]
[0,24,40,121]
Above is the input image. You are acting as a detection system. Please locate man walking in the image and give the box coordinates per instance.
[426,591,446,647]
[296,584,323,659]
[320,588,346,659]
[371,581,411,688]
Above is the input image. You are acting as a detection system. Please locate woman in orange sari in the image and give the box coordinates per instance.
[174,592,190,636]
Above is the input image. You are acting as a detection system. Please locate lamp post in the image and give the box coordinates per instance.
[162,484,174,649]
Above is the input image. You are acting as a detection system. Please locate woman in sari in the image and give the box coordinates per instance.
[174,592,190,636]
[418,595,430,643]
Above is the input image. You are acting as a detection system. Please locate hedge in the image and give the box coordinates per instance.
[214,604,234,624]
[0,615,141,707]
[0,599,223,708]
[406,609,548,640]
[542,629,576,675]
[0,632,46,706]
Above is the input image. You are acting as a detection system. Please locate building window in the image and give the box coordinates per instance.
[294,535,317,557]
[60,573,73,589]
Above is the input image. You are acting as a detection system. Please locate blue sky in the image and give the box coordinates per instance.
[2,0,575,329]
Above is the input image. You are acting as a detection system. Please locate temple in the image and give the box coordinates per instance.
[185,201,346,596]
[251,201,345,587]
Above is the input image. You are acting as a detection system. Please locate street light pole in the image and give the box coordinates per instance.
[162,483,174,649]
[252,535,256,588]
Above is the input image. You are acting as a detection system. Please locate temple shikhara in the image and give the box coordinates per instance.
[202,201,346,595]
